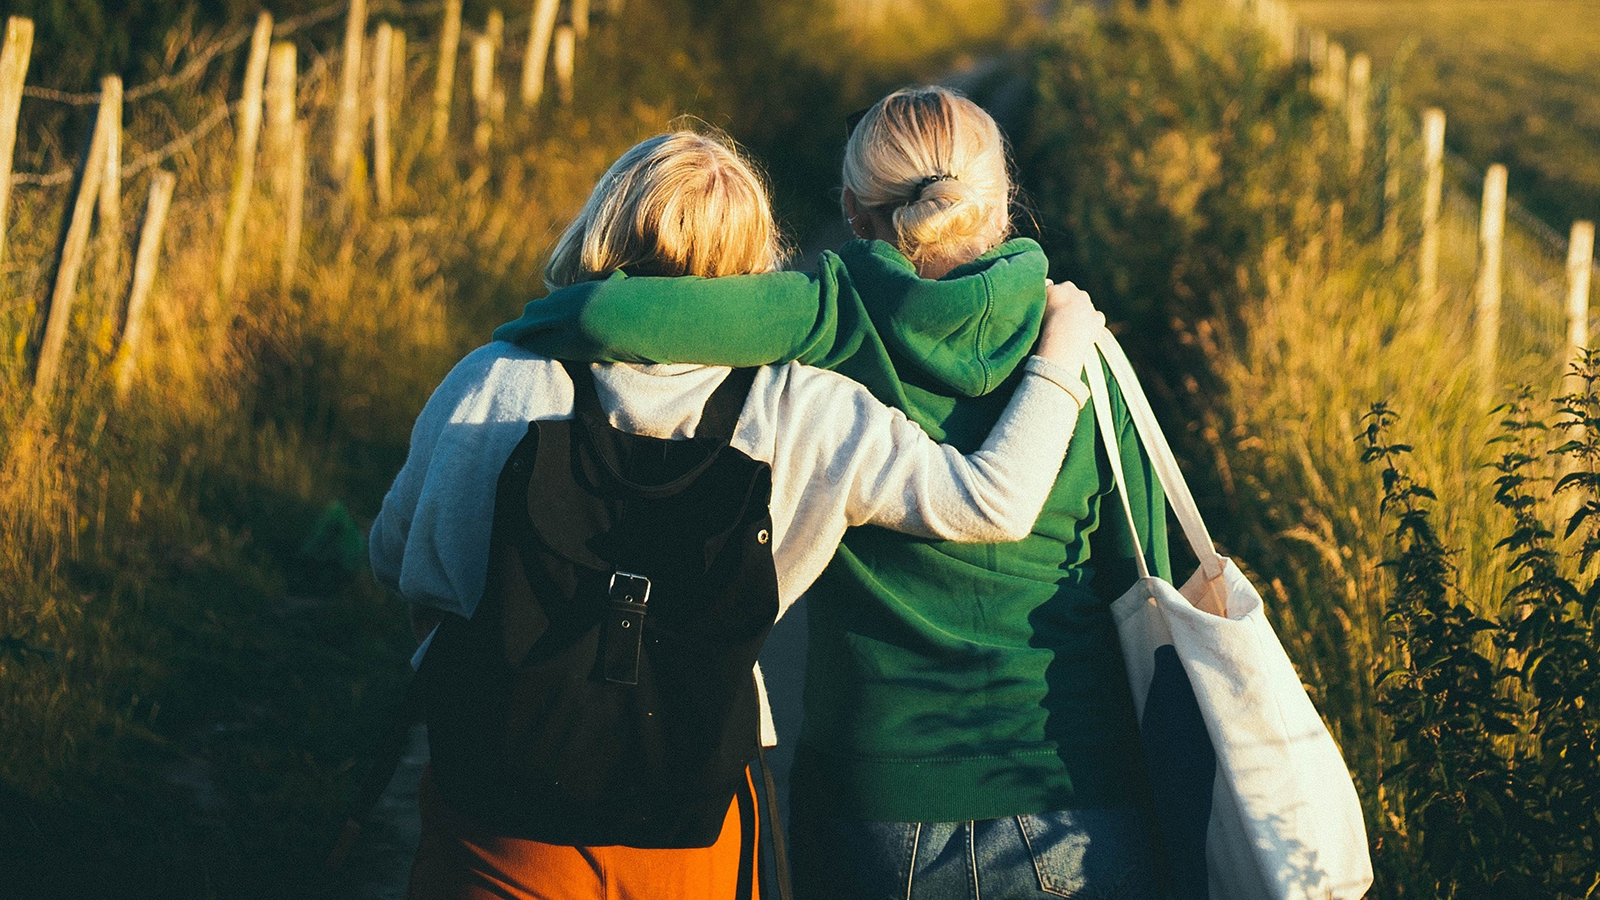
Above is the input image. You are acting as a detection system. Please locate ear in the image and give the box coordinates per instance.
[843,189,870,239]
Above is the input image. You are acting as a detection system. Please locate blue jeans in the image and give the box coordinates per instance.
[790,807,1164,900]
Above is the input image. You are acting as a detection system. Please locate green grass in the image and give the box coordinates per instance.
[1290,0,1600,234]
[1020,3,1599,893]
[0,1,1041,896]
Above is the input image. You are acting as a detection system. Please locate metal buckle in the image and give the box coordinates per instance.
[608,570,651,610]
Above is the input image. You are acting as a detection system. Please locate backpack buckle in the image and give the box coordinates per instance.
[602,571,651,685]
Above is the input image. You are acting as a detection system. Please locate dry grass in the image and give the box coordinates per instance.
[0,0,1041,894]
[1289,0,1600,232]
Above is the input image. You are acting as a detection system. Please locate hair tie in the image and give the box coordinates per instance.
[915,173,956,194]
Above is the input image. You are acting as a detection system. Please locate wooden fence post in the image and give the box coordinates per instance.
[553,24,575,106]
[372,22,394,210]
[390,30,407,106]
[1475,163,1508,388]
[0,16,34,266]
[1347,53,1370,172]
[572,0,590,40]
[1382,110,1400,261]
[282,120,307,293]
[1308,29,1327,96]
[33,84,117,405]
[264,41,297,193]
[432,0,463,150]
[1419,108,1445,303]
[1568,221,1595,366]
[1325,42,1347,106]
[471,34,495,153]
[219,12,272,303]
[333,0,367,185]
[522,0,560,106]
[1278,4,1297,61]
[94,75,122,293]
[114,171,176,400]
[488,9,505,49]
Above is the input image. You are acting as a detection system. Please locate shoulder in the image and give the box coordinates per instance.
[429,341,574,425]
[740,361,907,441]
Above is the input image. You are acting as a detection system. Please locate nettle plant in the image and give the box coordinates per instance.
[1362,353,1600,900]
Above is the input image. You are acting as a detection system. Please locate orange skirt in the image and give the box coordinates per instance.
[404,767,760,900]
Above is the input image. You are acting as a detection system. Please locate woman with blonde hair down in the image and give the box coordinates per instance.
[500,87,1172,898]
[372,128,1107,900]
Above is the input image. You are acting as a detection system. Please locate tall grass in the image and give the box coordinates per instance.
[0,0,1035,894]
[1020,2,1594,893]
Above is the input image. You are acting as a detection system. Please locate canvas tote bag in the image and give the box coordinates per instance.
[1083,330,1373,900]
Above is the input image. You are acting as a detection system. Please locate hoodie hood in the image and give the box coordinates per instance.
[836,238,1048,398]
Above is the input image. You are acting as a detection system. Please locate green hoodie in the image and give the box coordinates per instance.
[497,238,1170,821]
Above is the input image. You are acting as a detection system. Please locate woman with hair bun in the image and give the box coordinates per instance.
[498,88,1170,899]
[374,127,1107,900]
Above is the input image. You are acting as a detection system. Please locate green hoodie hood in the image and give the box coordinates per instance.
[831,238,1048,398]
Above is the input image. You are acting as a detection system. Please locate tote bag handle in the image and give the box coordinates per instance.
[1082,329,1225,585]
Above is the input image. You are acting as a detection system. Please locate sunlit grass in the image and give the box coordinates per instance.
[1289,0,1600,232]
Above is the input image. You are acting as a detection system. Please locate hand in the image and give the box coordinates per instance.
[1036,279,1105,365]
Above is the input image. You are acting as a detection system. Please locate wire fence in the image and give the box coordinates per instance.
[1245,0,1597,389]
[1,0,595,407]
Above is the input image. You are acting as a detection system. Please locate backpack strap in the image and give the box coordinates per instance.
[560,362,759,495]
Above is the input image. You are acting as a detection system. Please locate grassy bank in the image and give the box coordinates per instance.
[0,1,1034,896]
[1288,0,1600,235]
[1019,2,1596,894]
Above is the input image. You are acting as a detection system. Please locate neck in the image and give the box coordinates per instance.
[911,251,970,280]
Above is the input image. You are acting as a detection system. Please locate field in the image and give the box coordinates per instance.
[3,0,1598,897]
[1021,3,1600,893]
[0,1,1029,895]
[1290,0,1600,232]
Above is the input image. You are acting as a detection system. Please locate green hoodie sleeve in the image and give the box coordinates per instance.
[491,251,867,369]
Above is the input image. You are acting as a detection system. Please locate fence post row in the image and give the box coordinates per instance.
[115,170,176,400]
[0,16,34,266]
[333,0,368,186]
[472,33,496,153]
[523,0,561,106]
[33,77,119,405]
[265,41,297,194]
[94,74,122,297]
[219,12,273,303]
[1346,53,1369,172]
[282,120,308,294]
[1325,42,1347,106]
[572,0,591,41]
[433,0,463,149]
[1381,112,1401,261]
[1475,163,1508,389]
[488,9,505,49]
[553,24,575,106]
[1568,222,1596,368]
[390,30,407,111]
[1419,108,1446,305]
[372,22,395,210]
[1307,29,1327,96]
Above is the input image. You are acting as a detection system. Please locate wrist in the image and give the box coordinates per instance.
[1025,355,1092,409]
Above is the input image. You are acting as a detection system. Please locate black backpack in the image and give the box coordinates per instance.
[419,362,781,848]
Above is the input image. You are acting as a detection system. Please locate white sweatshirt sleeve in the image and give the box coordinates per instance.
[369,342,573,620]
[736,355,1088,606]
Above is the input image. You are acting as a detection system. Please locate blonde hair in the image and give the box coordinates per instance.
[842,86,1013,268]
[545,131,786,289]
